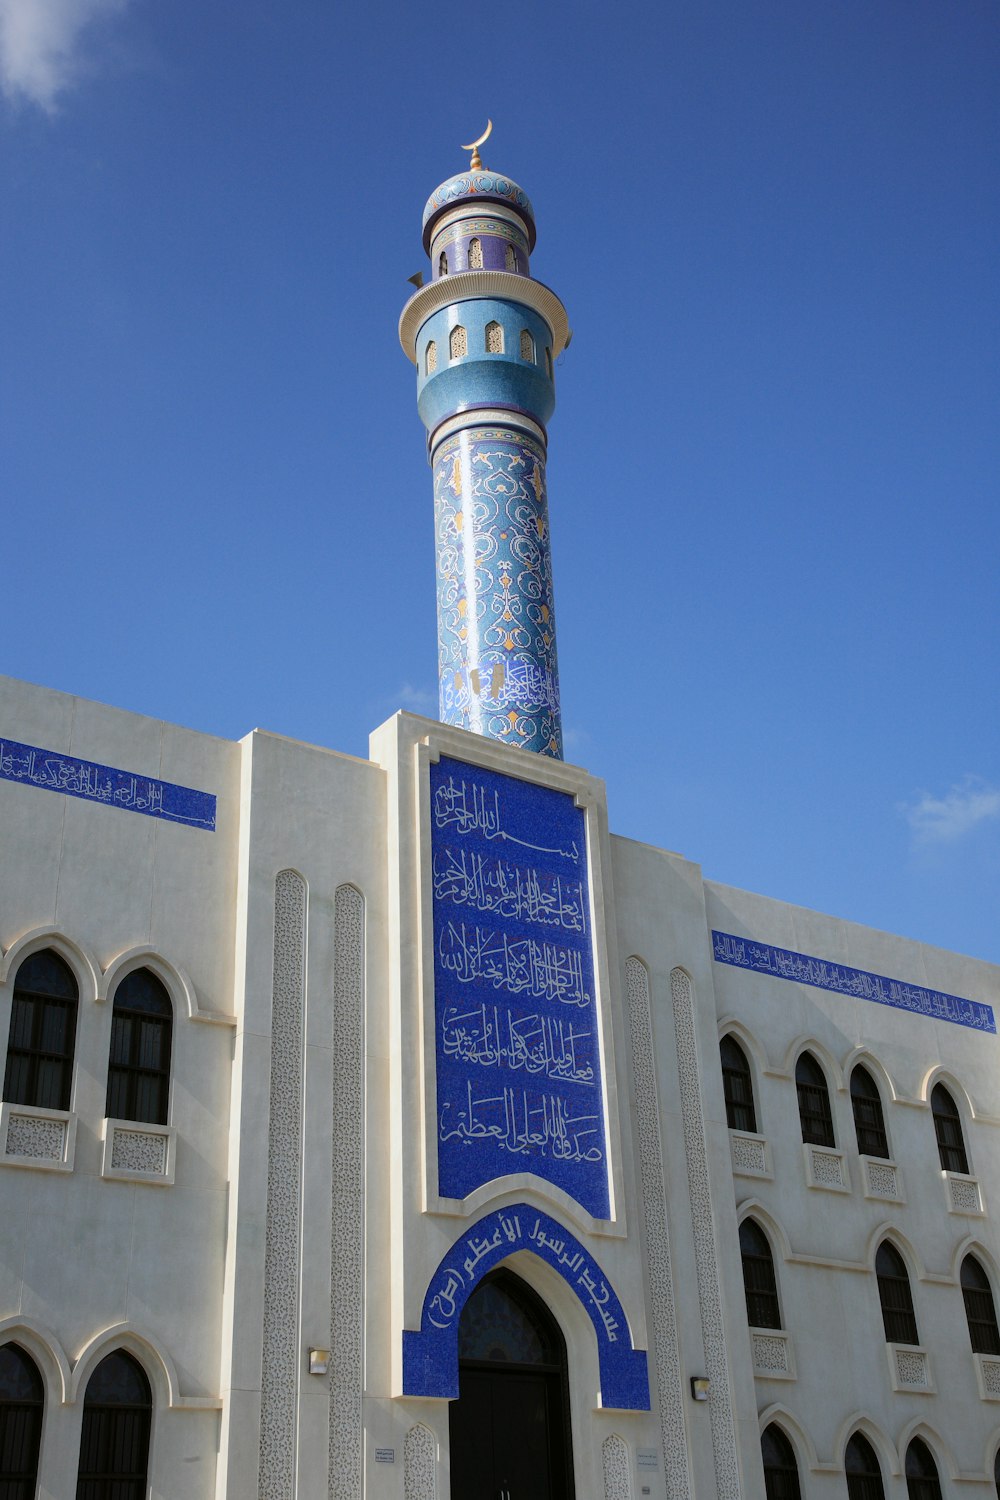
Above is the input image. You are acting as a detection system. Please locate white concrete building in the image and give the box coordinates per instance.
[0,680,998,1500]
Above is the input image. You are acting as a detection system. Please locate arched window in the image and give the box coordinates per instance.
[905,1438,942,1500]
[739,1218,780,1328]
[545,346,553,378]
[505,243,517,272]
[795,1052,834,1147]
[468,237,483,269]
[485,321,503,354]
[0,1343,43,1499]
[721,1035,757,1132]
[425,340,437,375]
[846,1433,885,1500]
[761,1424,801,1500]
[931,1083,969,1173]
[77,1351,151,1500]
[961,1254,1000,1354]
[3,949,78,1111]
[876,1241,918,1344]
[449,325,467,361]
[519,328,535,362]
[106,969,172,1125]
[851,1065,889,1158]
[438,251,448,277]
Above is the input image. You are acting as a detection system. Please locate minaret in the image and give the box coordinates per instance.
[399,125,570,758]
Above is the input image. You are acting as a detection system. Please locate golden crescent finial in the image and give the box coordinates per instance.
[461,119,492,170]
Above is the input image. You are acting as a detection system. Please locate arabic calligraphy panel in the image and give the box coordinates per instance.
[431,757,609,1218]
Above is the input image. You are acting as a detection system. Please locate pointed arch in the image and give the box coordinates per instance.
[0,1315,71,1405]
[863,1223,927,1280]
[919,1065,976,1118]
[841,1046,900,1102]
[402,1203,649,1409]
[757,1403,819,1471]
[403,1422,437,1499]
[717,1016,770,1079]
[69,1324,219,1410]
[1,927,100,1000]
[735,1199,793,1263]
[834,1413,900,1477]
[782,1035,845,1089]
[897,1421,957,1482]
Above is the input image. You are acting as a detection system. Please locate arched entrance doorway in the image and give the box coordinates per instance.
[449,1269,575,1500]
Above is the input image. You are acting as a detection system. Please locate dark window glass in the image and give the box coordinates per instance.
[795,1053,835,1147]
[721,1036,757,1133]
[931,1083,969,1174]
[905,1439,942,1500]
[846,1433,885,1500]
[458,1271,560,1365]
[3,950,78,1111]
[105,970,172,1126]
[0,1343,43,1500]
[851,1067,889,1158]
[962,1255,1000,1355]
[76,1352,151,1500]
[740,1219,781,1329]
[994,1447,999,1500]
[762,1424,801,1500]
[876,1242,919,1345]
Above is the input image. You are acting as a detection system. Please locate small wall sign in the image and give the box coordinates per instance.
[637,1448,659,1470]
[374,1448,395,1464]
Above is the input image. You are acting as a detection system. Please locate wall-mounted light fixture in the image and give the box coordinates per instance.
[308,1348,330,1376]
[690,1376,710,1402]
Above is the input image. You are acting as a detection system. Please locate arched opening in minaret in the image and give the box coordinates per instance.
[449,325,467,360]
[485,320,504,354]
[468,237,483,269]
[439,251,448,277]
[449,1269,575,1499]
[425,341,437,375]
[520,328,535,362]
[505,242,517,272]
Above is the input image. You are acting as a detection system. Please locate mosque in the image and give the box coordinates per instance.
[1,129,999,1500]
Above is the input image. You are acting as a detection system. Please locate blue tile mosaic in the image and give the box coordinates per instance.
[433,431,562,757]
[0,735,216,831]
[431,757,608,1218]
[402,1203,650,1409]
[712,930,994,1032]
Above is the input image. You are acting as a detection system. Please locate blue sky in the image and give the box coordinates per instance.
[2,0,998,963]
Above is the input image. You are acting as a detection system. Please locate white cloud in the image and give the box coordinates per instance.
[902,774,1000,845]
[0,0,129,111]
[393,682,437,716]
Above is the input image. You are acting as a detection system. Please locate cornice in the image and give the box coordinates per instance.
[399,271,569,365]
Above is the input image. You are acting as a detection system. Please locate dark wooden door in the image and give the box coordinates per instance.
[449,1363,571,1500]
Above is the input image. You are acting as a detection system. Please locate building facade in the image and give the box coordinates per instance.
[0,147,998,1500]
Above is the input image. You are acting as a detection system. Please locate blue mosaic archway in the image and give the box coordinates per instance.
[402,1204,649,1410]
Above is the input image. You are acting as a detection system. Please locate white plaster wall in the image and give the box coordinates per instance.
[0,673,239,1499]
[706,879,1000,1496]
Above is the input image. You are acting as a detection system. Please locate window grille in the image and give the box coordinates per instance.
[3,950,78,1111]
[519,329,534,362]
[438,251,448,277]
[962,1255,1000,1354]
[468,237,483,269]
[876,1242,919,1345]
[739,1219,780,1329]
[851,1066,889,1158]
[761,1425,801,1500]
[76,1351,151,1500]
[846,1434,885,1500]
[105,969,172,1126]
[485,321,503,354]
[449,326,467,360]
[795,1053,835,1147]
[0,1343,43,1500]
[931,1083,969,1173]
[505,243,517,271]
[904,1439,942,1500]
[721,1035,757,1133]
[425,341,437,375]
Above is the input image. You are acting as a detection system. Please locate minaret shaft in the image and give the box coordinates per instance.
[401,154,569,758]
